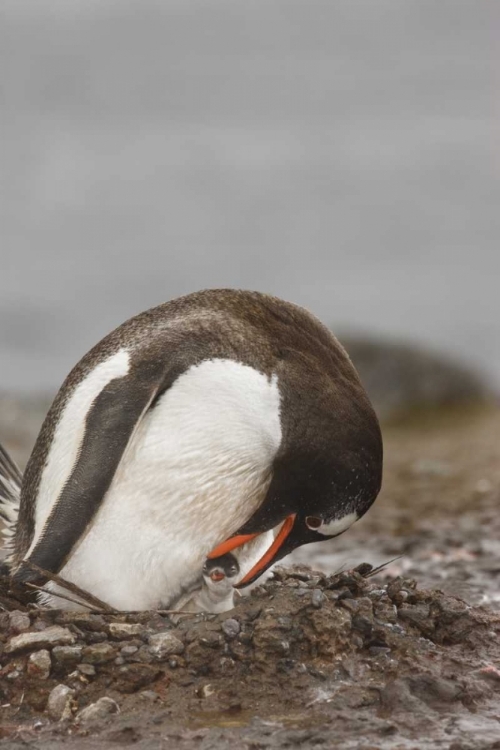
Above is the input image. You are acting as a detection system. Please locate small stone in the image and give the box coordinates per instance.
[62,614,107,632]
[354,563,373,576]
[85,631,108,644]
[47,684,75,721]
[77,663,96,676]
[114,664,162,693]
[221,619,240,638]
[311,589,324,608]
[296,588,309,597]
[197,684,215,698]
[114,656,125,666]
[199,631,222,648]
[475,478,493,494]
[369,589,387,600]
[387,578,406,599]
[351,633,364,649]
[108,622,144,639]
[134,645,154,663]
[121,645,139,656]
[82,643,117,664]
[352,615,373,636]
[9,610,31,633]
[32,619,49,631]
[387,623,406,635]
[398,604,431,628]
[139,690,160,702]
[27,650,51,679]
[5,626,76,654]
[374,602,398,624]
[76,697,119,726]
[148,631,185,660]
[52,646,83,667]
[476,665,500,682]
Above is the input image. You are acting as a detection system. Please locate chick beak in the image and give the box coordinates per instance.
[207,514,297,589]
[209,570,226,582]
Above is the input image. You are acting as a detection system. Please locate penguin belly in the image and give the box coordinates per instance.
[41,359,282,610]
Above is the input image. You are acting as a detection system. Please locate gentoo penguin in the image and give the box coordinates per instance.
[170,553,240,619]
[0,289,382,610]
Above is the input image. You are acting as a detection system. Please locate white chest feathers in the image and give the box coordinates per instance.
[40,357,283,610]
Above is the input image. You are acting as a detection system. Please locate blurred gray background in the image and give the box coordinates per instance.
[1,0,499,394]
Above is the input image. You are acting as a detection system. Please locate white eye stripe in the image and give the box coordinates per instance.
[315,511,358,536]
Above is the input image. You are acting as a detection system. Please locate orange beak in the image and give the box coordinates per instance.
[207,514,297,588]
[209,570,226,582]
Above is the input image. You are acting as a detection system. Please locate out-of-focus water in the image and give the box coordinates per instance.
[1,0,499,392]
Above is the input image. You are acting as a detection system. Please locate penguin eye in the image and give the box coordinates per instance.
[305,516,322,530]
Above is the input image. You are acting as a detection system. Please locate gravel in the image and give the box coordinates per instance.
[5,626,75,654]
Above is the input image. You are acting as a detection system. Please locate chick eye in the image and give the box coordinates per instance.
[305,516,322,530]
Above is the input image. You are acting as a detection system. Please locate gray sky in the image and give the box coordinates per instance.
[1,0,499,391]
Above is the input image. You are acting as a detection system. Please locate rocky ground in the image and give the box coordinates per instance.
[1,561,500,750]
[1,390,499,748]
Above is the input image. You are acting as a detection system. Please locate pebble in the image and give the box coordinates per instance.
[52,646,83,667]
[398,604,431,627]
[369,589,387,600]
[77,663,96,676]
[121,645,139,656]
[47,684,75,721]
[76,696,119,726]
[8,610,31,633]
[27,649,51,679]
[140,690,160,702]
[296,588,309,597]
[475,478,493,494]
[354,563,373,576]
[85,631,108,644]
[221,619,240,638]
[108,622,144,639]
[5,626,76,654]
[148,631,185,659]
[82,643,117,664]
[351,633,364,649]
[311,589,324,608]
[352,615,373,636]
[387,623,406,635]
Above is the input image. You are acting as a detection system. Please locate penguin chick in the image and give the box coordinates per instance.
[201,553,240,610]
[171,553,240,621]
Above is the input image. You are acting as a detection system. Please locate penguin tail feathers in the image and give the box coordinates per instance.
[0,442,22,558]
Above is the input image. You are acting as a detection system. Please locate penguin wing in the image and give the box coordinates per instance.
[17,356,167,582]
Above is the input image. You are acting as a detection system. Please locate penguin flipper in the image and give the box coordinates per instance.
[16,359,165,583]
